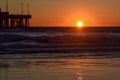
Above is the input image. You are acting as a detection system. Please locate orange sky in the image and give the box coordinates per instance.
[0,0,120,26]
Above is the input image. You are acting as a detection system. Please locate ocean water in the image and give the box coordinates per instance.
[0,27,120,80]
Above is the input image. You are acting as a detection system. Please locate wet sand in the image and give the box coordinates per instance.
[0,58,120,80]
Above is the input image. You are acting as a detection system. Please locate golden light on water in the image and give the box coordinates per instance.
[77,21,83,28]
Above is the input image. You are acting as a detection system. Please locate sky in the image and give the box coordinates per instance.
[0,0,120,26]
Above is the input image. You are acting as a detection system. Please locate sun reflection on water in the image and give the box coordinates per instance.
[77,71,84,80]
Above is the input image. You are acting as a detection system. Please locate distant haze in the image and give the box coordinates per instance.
[0,0,120,26]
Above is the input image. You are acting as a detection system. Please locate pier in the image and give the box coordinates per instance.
[0,8,32,28]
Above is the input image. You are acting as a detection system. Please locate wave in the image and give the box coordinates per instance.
[0,32,120,43]
[0,51,120,59]
[0,28,120,59]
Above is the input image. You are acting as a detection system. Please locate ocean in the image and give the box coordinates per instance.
[0,27,120,80]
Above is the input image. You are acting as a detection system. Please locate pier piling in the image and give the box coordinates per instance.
[0,9,31,28]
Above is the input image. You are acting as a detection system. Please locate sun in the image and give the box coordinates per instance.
[77,21,83,28]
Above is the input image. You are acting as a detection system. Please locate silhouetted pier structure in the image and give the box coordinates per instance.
[0,9,32,28]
